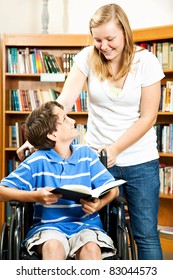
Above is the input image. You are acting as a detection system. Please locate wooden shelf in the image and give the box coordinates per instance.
[3,34,93,47]
[133,25,173,42]
[160,194,173,199]
[158,112,173,116]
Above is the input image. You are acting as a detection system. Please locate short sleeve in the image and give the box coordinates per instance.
[74,46,93,77]
[0,162,32,191]
[140,51,165,87]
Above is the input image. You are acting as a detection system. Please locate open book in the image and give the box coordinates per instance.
[51,179,126,202]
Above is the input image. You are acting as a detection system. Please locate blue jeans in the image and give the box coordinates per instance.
[108,159,163,260]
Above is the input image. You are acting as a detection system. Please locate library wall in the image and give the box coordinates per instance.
[0,0,173,34]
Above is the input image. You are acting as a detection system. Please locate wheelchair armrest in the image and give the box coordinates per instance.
[100,149,107,167]
[9,201,25,207]
[112,196,127,207]
[110,196,128,230]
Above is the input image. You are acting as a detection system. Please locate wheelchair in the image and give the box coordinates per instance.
[0,150,137,260]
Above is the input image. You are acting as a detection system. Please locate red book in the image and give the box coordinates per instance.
[75,96,81,112]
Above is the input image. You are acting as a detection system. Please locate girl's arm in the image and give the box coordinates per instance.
[16,140,35,161]
[57,65,87,113]
[98,81,161,168]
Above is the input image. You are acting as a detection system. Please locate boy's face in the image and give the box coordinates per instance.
[51,106,80,143]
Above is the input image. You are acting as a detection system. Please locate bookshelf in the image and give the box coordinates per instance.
[0,27,173,256]
[133,25,173,256]
[0,36,2,181]
[0,36,3,227]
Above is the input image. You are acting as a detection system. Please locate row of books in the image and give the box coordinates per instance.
[159,82,173,112]
[8,122,88,149]
[159,165,173,195]
[155,124,173,153]
[8,81,173,113]
[8,122,173,151]
[7,47,77,74]
[138,41,173,70]
[8,89,88,112]
[72,91,88,112]
[8,89,60,111]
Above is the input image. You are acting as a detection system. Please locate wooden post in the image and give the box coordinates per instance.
[42,0,49,34]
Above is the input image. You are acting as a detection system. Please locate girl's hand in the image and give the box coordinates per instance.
[16,141,35,161]
[98,145,117,168]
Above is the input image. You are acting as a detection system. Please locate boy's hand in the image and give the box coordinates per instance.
[80,198,102,214]
[36,187,62,205]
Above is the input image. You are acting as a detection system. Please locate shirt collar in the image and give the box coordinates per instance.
[43,144,78,165]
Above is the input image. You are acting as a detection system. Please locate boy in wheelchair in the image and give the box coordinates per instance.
[0,101,121,260]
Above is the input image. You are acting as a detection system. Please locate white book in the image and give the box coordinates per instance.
[159,226,173,235]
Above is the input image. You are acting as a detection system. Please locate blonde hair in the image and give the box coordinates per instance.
[89,3,135,81]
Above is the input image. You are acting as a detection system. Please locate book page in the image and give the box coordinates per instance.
[60,184,92,195]
[91,179,126,198]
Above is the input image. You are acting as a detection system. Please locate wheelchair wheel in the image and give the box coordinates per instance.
[125,221,137,260]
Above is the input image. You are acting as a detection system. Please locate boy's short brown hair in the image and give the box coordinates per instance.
[25,101,63,150]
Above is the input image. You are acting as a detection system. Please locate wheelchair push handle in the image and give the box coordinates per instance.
[100,149,107,168]
[24,149,32,158]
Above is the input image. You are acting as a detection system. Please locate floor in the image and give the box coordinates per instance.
[130,246,173,260]
[163,252,173,260]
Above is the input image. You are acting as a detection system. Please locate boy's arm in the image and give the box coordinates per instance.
[80,187,119,215]
[0,186,62,205]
